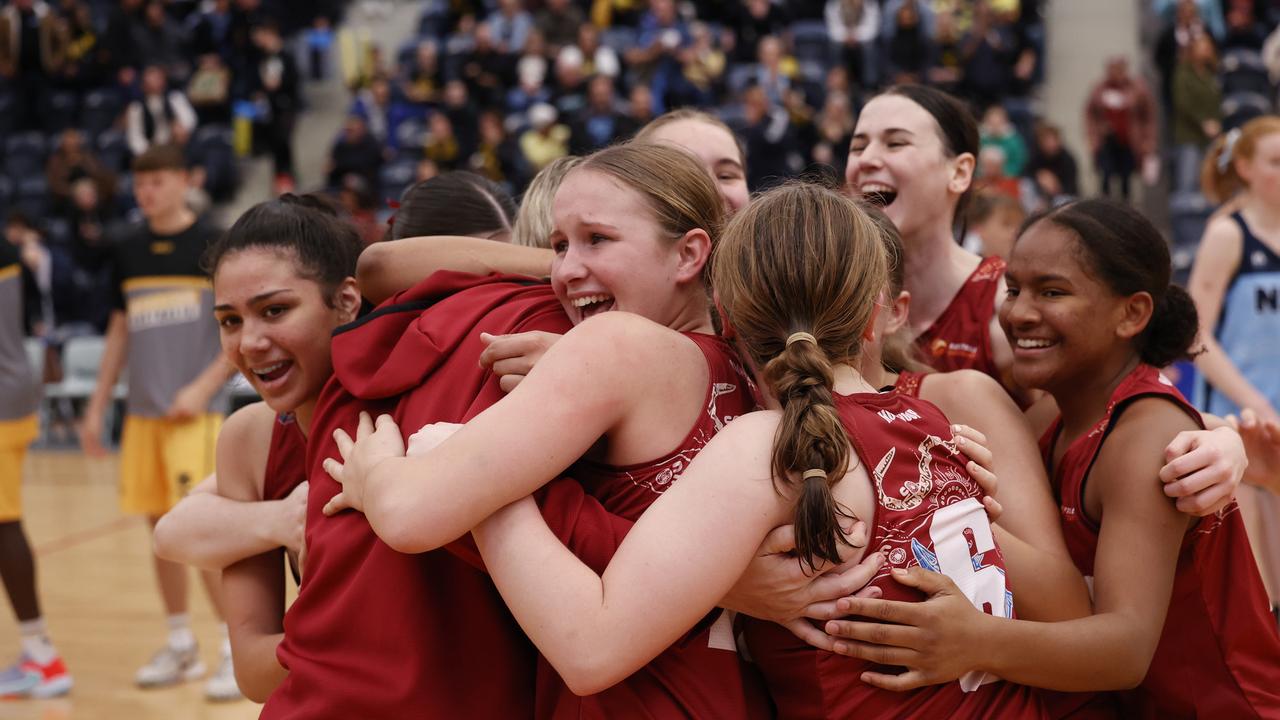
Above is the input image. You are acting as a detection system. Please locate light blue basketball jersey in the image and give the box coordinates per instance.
[1197,212,1280,416]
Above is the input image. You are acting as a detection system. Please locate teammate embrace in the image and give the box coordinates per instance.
[146,86,1280,718]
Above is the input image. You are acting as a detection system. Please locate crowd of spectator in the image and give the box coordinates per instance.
[0,0,338,355]
[1150,0,1280,268]
[3,0,1063,362]
[325,0,1054,231]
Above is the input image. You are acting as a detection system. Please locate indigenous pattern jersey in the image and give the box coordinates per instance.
[743,390,1047,719]
[894,370,927,398]
[108,219,223,417]
[915,255,1005,379]
[1042,364,1280,719]
[542,332,771,720]
[1197,212,1280,417]
[265,273,634,720]
[0,242,38,421]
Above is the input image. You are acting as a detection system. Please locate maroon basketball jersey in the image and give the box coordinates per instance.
[262,413,305,502]
[536,332,771,720]
[916,256,1005,379]
[743,390,1047,719]
[1041,363,1280,719]
[264,272,632,719]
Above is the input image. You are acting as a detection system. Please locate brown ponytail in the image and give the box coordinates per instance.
[712,182,888,570]
[763,336,856,569]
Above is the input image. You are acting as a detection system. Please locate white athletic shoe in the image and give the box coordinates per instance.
[204,648,242,702]
[135,644,206,688]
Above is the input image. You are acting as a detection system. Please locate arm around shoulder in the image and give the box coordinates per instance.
[475,410,789,694]
[364,312,667,553]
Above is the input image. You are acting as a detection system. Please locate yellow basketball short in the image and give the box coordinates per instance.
[119,414,222,517]
[0,416,39,522]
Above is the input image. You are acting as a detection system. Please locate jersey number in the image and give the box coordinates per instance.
[928,497,1013,691]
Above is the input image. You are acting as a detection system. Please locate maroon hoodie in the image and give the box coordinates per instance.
[264,271,631,719]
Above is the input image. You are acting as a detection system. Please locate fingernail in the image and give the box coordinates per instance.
[955,435,965,445]
[891,567,907,576]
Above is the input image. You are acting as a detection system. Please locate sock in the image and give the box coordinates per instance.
[167,613,195,651]
[18,618,55,665]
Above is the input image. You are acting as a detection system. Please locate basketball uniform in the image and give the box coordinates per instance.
[262,413,306,503]
[894,368,1113,718]
[0,242,40,522]
[535,332,771,720]
[109,219,224,515]
[1195,211,1280,606]
[743,389,1047,719]
[915,255,1005,380]
[264,272,634,719]
[1044,364,1280,719]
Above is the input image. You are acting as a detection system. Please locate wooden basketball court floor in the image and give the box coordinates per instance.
[0,450,263,720]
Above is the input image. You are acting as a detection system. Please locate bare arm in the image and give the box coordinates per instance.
[215,405,289,701]
[924,370,1089,622]
[154,404,306,570]
[357,236,553,305]
[1189,217,1278,421]
[79,310,128,457]
[325,313,697,553]
[473,412,794,695]
[828,399,1196,692]
[979,400,1196,689]
[167,353,237,420]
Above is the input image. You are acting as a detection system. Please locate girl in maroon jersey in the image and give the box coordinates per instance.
[847,85,1025,401]
[824,199,1280,719]
[845,208,1245,623]
[325,182,1055,718]
[154,180,520,701]
[323,142,789,718]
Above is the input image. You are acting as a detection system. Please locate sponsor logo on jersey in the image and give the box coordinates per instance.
[928,338,979,359]
[877,407,922,424]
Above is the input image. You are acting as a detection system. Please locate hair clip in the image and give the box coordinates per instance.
[1218,128,1242,174]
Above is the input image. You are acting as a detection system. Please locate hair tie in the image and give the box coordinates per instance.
[786,332,818,348]
[802,468,827,481]
[1218,128,1242,174]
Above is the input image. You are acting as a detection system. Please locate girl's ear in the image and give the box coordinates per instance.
[333,277,362,323]
[949,152,976,196]
[1115,291,1154,342]
[674,228,713,285]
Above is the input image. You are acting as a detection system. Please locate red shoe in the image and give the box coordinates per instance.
[19,655,72,698]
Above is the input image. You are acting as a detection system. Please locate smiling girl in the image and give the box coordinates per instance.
[847,85,1023,402]
[825,199,1280,718]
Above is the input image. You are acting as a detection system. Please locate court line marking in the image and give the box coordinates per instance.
[34,517,140,557]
